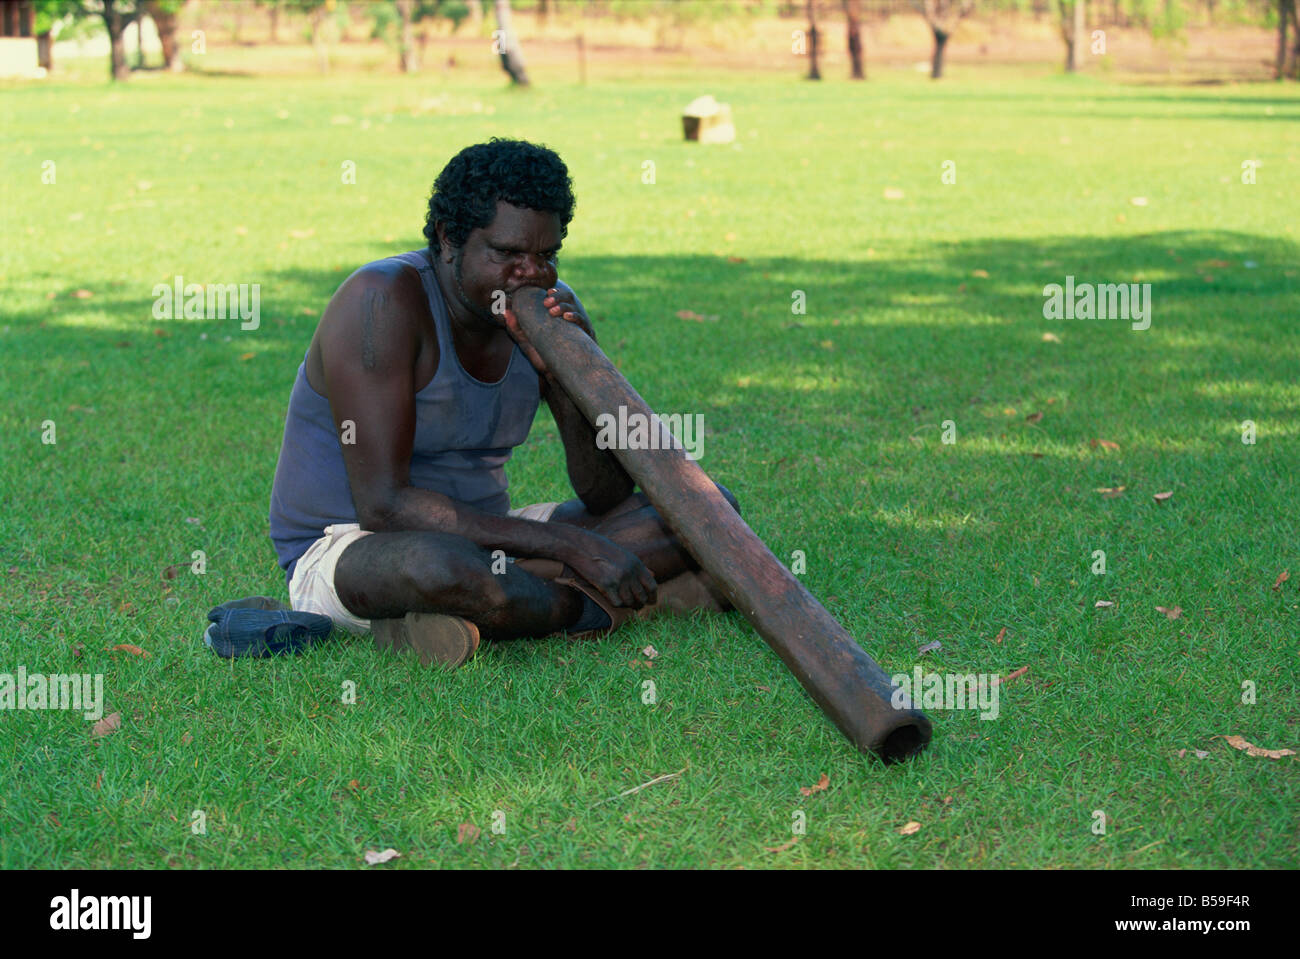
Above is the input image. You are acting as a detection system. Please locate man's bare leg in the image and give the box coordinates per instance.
[332,483,740,644]
[334,530,583,642]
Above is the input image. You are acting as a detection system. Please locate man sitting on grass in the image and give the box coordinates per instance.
[268,138,735,667]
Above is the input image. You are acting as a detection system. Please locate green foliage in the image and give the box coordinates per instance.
[373,0,472,42]
[33,0,79,35]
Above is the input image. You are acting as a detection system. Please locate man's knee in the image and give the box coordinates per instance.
[396,535,504,610]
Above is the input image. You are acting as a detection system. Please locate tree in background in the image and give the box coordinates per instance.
[1058,0,1086,72]
[33,0,78,71]
[396,0,418,70]
[806,0,821,79]
[289,0,336,72]
[143,0,184,71]
[254,0,286,43]
[843,0,864,78]
[373,1,468,72]
[915,0,975,78]
[80,0,142,80]
[493,0,529,84]
[1277,0,1299,78]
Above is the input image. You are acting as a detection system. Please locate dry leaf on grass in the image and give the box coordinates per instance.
[1153,491,1174,502]
[799,773,830,797]
[71,289,94,299]
[996,666,1030,685]
[1155,606,1183,620]
[111,644,148,657]
[1094,600,1115,609]
[994,626,1007,645]
[92,712,121,738]
[1217,735,1296,760]
[457,823,481,844]
[1090,439,1121,451]
[1272,570,1289,590]
[1041,332,1062,343]
[363,848,400,865]
[676,309,718,323]
[918,640,942,655]
[898,821,922,836]
[972,269,990,278]
[1025,411,1044,423]
[642,645,659,660]
[1095,485,1126,498]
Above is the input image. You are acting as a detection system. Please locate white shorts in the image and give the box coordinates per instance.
[287,502,561,635]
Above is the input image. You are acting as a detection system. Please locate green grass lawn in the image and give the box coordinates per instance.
[2,60,1298,868]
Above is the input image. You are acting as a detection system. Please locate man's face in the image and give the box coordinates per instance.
[444,201,562,327]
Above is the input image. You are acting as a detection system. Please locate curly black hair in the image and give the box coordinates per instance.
[423,138,576,255]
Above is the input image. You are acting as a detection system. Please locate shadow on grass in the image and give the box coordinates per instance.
[3,229,1297,614]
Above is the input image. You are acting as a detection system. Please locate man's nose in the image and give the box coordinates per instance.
[515,254,555,286]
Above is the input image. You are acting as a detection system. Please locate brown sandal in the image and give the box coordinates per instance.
[372,612,480,668]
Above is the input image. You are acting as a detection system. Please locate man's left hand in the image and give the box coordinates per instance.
[503,286,594,382]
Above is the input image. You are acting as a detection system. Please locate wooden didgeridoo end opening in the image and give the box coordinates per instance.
[510,286,934,763]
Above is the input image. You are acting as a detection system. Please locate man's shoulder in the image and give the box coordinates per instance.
[322,251,432,332]
[336,250,429,303]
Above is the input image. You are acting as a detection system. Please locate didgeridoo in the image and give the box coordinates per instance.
[510,287,932,762]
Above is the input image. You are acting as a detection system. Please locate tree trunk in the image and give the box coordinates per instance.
[493,0,530,85]
[538,0,550,24]
[1062,0,1084,73]
[843,0,864,79]
[1289,0,1300,79]
[146,2,184,72]
[397,0,418,72]
[311,7,329,73]
[1073,0,1085,70]
[37,31,52,71]
[931,26,949,78]
[1280,0,1291,79]
[806,0,821,80]
[269,3,280,43]
[135,15,144,69]
[103,1,131,81]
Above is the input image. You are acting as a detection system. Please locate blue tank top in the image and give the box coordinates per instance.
[268,249,542,581]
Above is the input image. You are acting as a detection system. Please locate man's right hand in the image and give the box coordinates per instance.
[560,529,658,610]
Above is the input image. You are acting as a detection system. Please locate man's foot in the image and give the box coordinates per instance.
[635,570,732,619]
[372,612,480,668]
